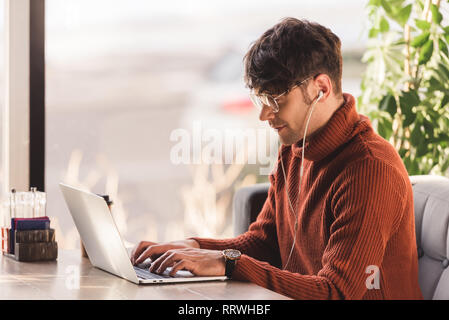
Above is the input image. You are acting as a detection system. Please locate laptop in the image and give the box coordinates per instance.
[59,183,227,284]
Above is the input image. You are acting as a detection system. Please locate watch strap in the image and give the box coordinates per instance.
[225,258,236,278]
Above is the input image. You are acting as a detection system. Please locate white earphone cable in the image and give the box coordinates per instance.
[282,91,322,270]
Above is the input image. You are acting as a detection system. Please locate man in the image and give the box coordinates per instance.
[131,18,423,300]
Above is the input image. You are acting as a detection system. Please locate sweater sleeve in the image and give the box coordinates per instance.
[190,174,282,268]
[229,159,407,300]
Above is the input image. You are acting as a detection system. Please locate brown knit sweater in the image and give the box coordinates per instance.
[192,93,423,300]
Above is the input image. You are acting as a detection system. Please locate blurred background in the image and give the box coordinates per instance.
[0,0,367,249]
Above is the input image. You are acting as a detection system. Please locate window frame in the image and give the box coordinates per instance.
[1,0,45,195]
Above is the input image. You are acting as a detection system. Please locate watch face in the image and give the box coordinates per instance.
[224,249,241,260]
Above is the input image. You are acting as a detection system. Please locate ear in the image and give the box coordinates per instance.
[312,74,333,101]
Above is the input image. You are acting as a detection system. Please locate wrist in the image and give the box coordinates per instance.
[186,238,200,248]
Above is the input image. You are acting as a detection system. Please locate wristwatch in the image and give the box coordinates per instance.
[222,249,241,278]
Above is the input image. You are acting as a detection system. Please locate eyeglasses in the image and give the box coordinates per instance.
[249,76,313,113]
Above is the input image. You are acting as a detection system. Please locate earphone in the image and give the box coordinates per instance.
[281,90,323,270]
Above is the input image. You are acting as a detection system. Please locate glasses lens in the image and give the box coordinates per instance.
[249,93,260,109]
[266,95,279,112]
[249,93,263,110]
[249,93,278,112]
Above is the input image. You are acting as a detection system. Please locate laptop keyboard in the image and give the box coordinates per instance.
[133,266,170,280]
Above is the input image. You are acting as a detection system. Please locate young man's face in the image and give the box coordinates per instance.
[259,86,314,146]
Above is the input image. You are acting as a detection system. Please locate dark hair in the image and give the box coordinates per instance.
[244,18,343,97]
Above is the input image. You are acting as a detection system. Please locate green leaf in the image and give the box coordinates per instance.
[379,93,397,117]
[389,0,405,6]
[369,28,379,38]
[400,90,420,107]
[439,39,449,56]
[417,142,428,157]
[429,76,446,91]
[441,158,449,174]
[415,19,431,30]
[411,32,430,48]
[405,156,420,175]
[410,124,422,146]
[379,17,390,33]
[400,90,419,127]
[441,94,449,108]
[396,4,412,27]
[430,4,443,24]
[423,118,434,138]
[445,34,449,47]
[438,62,449,80]
[418,39,434,65]
[378,118,393,140]
[403,111,417,127]
[410,158,420,175]
[429,132,449,143]
[380,0,393,14]
[403,155,411,170]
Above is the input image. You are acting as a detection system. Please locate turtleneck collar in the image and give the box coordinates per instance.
[290,93,371,162]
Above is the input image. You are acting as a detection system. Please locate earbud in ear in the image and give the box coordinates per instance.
[316,91,324,102]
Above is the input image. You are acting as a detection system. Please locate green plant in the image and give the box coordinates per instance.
[359,0,449,175]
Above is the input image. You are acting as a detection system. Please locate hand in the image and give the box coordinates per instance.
[149,248,226,277]
[131,239,199,265]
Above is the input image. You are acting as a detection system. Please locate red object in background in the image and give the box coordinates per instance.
[1,227,8,253]
[222,98,254,114]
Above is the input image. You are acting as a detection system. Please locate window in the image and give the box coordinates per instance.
[46,0,366,249]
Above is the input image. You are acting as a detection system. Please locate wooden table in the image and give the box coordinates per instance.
[0,249,290,300]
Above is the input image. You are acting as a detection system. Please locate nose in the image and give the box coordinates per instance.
[259,105,275,122]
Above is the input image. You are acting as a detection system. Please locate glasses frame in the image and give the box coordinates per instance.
[250,76,313,113]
